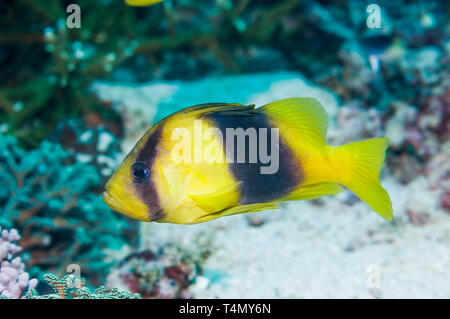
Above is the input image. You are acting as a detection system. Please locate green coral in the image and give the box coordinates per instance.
[0,133,136,285]
[25,273,141,299]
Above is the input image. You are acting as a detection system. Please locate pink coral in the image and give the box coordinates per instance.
[0,227,38,299]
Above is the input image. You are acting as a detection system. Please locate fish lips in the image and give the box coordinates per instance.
[102,190,151,222]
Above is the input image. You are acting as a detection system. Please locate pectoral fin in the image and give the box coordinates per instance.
[188,182,241,213]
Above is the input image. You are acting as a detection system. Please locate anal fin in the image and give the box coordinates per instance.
[283,183,343,201]
[193,202,280,224]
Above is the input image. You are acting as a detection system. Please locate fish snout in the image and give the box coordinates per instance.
[102,188,151,222]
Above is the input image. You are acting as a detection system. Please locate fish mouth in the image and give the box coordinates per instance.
[102,191,126,213]
[102,190,151,222]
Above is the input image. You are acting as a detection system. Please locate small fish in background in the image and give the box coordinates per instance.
[103,98,393,224]
[360,35,405,72]
[125,0,164,7]
[360,35,393,72]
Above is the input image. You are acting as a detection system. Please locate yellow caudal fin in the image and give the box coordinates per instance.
[329,138,393,221]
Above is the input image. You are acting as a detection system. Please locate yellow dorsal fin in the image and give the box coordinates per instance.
[259,97,328,146]
[175,102,256,118]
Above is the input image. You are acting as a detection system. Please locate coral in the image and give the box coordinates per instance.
[385,102,419,149]
[312,1,449,188]
[0,133,137,286]
[331,102,383,145]
[425,141,450,213]
[107,234,212,298]
[383,70,448,183]
[25,273,140,299]
[50,118,124,183]
[405,210,431,226]
[0,227,37,298]
[0,227,138,299]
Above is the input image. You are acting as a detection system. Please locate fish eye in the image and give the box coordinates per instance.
[131,162,150,183]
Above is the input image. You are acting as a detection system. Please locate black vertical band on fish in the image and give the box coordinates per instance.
[134,124,164,220]
[204,111,303,204]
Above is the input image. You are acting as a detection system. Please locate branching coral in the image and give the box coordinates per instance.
[0,227,37,298]
[0,133,136,286]
[50,118,124,183]
[25,273,140,299]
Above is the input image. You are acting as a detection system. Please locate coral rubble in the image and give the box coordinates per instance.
[107,233,212,299]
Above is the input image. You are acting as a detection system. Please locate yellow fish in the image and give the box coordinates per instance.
[125,0,164,7]
[103,98,393,224]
